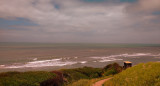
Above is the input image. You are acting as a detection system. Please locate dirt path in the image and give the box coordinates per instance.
[92,77,112,86]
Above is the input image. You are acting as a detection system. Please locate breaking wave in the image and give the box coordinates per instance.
[3,59,77,69]
[91,56,123,62]
[1,53,160,69]
[80,61,87,64]
[90,53,160,62]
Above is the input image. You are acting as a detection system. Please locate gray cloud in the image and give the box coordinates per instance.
[127,0,160,13]
[0,0,160,43]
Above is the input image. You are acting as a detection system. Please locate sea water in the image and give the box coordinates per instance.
[0,43,160,72]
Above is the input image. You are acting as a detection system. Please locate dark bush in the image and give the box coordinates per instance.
[40,76,61,86]
[103,63,123,76]
[40,71,65,86]
[61,69,88,83]
[74,67,102,78]
[61,67,102,83]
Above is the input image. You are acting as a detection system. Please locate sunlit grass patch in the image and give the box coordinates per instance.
[104,62,160,86]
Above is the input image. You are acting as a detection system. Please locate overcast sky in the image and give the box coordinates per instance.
[0,0,160,43]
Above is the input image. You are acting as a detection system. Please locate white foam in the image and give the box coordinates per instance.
[74,57,78,59]
[99,60,113,62]
[0,65,5,67]
[28,59,61,64]
[90,53,160,63]
[80,61,87,64]
[91,53,160,59]
[121,53,152,57]
[4,59,77,69]
[93,61,97,62]
[91,56,123,63]
[0,65,5,68]
[99,58,123,62]
[33,58,37,61]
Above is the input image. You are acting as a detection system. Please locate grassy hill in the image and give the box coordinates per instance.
[104,62,160,86]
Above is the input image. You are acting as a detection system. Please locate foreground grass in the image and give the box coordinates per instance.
[67,76,112,86]
[0,71,56,86]
[104,62,160,86]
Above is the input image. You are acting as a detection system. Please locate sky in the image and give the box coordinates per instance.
[0,0,160,43]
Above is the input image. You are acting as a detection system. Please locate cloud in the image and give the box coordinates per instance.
[127,0,160,13]
[0,0,160,43]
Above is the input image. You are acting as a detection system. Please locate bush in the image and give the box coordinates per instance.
[74,67,102,78]
[40,71,64,86]
[104,69,117,76]
[61,67,102,83]
[103,63,122,76]
[61,69,89,83]
[0,71,56,86]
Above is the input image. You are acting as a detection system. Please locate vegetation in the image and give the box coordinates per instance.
[62,63,122,84]
[63,63,122,86]
[0,63,123,86]
[61,67,102,83]
[67,76,112,86]
[104,62,160,86]
[67,79,90,86]
[40,71,64,86]
[0,71,56,86]
[103,63,122,76]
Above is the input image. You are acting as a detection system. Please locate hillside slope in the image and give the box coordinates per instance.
[104,62,160,86]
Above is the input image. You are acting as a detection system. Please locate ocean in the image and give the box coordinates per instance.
[0,43,160,72]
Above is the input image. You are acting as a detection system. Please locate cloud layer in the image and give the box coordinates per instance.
[0,0,160,43]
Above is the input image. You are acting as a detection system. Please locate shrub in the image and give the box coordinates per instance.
[40,71,64,86]
[104,69,117,76]
[61,67,102,83]
[74,67,102,78]
[61,69,89,83]
[103,63,122,76]
[0,71,56,86]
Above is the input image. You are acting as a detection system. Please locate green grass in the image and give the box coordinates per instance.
[67,79,90,86]
[104,62,160,86]
[0,71,56,86]
[61,67,102,83]
[67,76,112,86]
